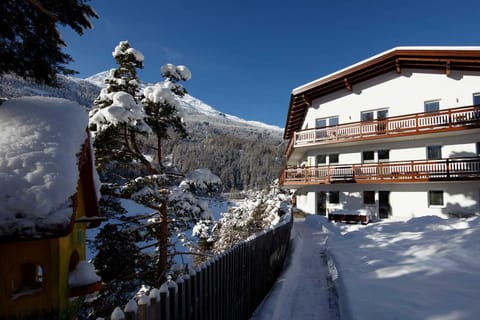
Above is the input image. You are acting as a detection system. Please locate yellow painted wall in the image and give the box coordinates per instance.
[0,179,89,318]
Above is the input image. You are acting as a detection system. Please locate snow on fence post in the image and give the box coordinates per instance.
[181,273,190,320]
[111,307,125,320]
[149,288,160,320]
[159,282,169,319]
[211,259,217,319]
[217,253,225,320]
[137,294,150,320]
[189,266,197,320]
[167,279,178,320]
[123,299,137,320]
[208,258,217,320]
[206,260,213,320]
[199,262,207,319]
[240,242,247,320]
[232,248,239,319]
[195,265,202,319]
[176,275,185,320]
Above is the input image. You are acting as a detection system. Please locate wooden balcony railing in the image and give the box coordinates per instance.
[279,157,480,186]
[286,105,480,156]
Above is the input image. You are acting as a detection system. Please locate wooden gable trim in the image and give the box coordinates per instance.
[283,48,480,139]
[78,132,102,228]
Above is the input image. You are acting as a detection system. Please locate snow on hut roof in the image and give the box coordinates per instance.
[0,96,89,240]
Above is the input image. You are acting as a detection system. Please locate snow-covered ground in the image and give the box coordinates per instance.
[254,214,480,320]
[252,215,340,320]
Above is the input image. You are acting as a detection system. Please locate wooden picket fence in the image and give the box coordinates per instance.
[108,212,293,320]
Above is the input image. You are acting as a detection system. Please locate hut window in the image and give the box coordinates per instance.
[10,263,44,300]
[21,263,44,287]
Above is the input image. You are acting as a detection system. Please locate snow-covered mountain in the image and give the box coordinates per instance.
[84,71,283,142]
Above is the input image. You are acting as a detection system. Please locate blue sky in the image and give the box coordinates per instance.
[62,0,480,128]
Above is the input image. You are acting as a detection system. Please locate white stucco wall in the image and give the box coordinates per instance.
[303,69,480,130]
[295,191,317,214]
[294,183,479,219]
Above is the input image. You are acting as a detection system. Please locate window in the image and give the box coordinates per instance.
[315,116,339,128]
[329,191,340,204]
[317,154,327,165]
[378,149,390,162]
[425,100,440,113]
[21,263,44,288]
[363,191,375,205]
[429,190,444,206]
[474,93,480,105]
[361,111,374,121]
[427,145,442,160]
[477,142,480,156]
[361,109,388,121]
[377,109,389,119]
[10,263,45,299]
[329,153,339,164]
[329,117,339,126]
[315,118,326,128]
[362,151,375,163]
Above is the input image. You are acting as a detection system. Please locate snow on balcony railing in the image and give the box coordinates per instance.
[289,105,480,151]
[280,157,480,186]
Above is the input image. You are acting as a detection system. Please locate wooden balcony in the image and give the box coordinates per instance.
[279,157,480,187]
[286,105,480,157]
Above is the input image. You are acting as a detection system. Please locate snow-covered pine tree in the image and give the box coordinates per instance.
[208,185,291,253]
[84,41,214,318]
[143,63,191,164]
[89,40,156,177]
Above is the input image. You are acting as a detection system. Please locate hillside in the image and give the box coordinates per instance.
[0,73,286,190]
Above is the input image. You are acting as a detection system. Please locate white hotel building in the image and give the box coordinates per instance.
[280,47,480,222]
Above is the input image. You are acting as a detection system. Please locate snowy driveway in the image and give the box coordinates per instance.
[252,215,339,320]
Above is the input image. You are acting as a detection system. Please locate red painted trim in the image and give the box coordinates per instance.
[69,280,102,297]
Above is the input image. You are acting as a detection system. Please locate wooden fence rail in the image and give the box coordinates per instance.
[108,213,293,320]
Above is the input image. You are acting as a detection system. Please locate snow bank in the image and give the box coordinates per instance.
[0,96,88,238]
[68,260,101,287]
[325,216,480,320]
[179,168,222,194]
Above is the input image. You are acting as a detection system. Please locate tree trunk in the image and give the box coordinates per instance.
[126,126,158,175]
[157,136,163,165]
[159,199,168,283]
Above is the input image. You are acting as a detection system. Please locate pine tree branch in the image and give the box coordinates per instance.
[26,0,56,19]
[167,251,213,258]
[130,129,158,174]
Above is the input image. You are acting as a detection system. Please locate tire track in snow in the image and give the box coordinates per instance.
[252,217,340,319]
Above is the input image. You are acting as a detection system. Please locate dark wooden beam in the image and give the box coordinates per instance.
[301,94,312,106]
[344,78,352,91]
[395,59,401,73]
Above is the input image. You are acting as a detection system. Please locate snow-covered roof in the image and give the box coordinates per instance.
[292,46,480,95]
[284,46,480,139]
[0,96,89,240]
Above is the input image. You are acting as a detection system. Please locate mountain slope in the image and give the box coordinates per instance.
[0,73,286,190]
[85,71,283,142]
